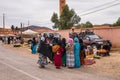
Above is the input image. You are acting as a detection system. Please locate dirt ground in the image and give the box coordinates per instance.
[84,50,120,78]
[2,43,120,79]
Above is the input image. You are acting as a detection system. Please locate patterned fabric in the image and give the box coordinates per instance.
[66,54,74,67]
[84,58,95,65]
[66,43,74,54]
[66,43,74,67]
[37,53,48,66]
[37,41,53,61]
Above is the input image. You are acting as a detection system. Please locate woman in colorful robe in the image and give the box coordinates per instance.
[52,40,64,69]
[74,37,81,68]
[66,38,74,68]
[37,37,52,68]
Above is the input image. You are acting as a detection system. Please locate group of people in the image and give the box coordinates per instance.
[30,31,111,69]
[30,35,85,69]
[0,36,24,45]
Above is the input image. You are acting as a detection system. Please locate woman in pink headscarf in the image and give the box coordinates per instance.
[65,38,74,68]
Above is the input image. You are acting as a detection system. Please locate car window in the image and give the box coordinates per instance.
[83,36,90,40]
[53,33,60,37]
[41,32,60,38]
[89,35,101,40]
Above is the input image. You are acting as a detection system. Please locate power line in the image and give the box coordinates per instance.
[36,0,120,25]
[39,1,120,26]
[80,2,120,16]
[80,0,119,14]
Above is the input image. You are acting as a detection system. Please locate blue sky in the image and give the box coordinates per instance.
[0,0,120,29]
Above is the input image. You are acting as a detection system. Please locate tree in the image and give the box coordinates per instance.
[77,21,93,28]
[113,17,120,26]
[51,4,81,30]
[80,23,86,28]
[85,21,93,28]
[51,12,59,29]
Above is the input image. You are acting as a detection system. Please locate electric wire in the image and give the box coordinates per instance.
[80,0,119,14]
[80,2,120,16]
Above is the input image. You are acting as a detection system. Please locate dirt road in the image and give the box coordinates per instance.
[0,42,120,80]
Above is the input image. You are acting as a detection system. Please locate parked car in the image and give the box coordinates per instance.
[82,34,112,49]
[40,32,61,38]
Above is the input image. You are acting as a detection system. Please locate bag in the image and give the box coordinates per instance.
[52,45,60,53]
[84,59,95,65]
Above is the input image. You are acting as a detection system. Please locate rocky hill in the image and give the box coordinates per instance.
[22,25,52,31]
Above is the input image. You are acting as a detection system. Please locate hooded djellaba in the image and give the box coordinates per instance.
[74,37,81,68]
[31,37,37,54]
[37,37,53,68]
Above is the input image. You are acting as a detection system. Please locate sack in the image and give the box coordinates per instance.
[52,45,60,53]
[84,58,95,65]
[97,49,107,53]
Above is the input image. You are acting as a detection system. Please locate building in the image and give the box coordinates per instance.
[60,0,66,15]
[0,28,18,35]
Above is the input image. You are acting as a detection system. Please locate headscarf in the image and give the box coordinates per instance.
[74,37,79,42]
[68,38,74,44]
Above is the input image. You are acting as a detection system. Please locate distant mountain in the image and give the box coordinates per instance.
[22,25,52,31]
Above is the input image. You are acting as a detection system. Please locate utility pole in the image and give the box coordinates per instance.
[3,13,5,34]
[20,22,23,37]
[28,20,29,26]
[28,20,29,30]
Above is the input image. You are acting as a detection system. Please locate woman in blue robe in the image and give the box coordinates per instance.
[31,37,37,54]
[74,37,81,68]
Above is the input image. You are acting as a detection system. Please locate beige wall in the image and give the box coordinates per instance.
[93,27,120,48]
[55,27,120,48]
